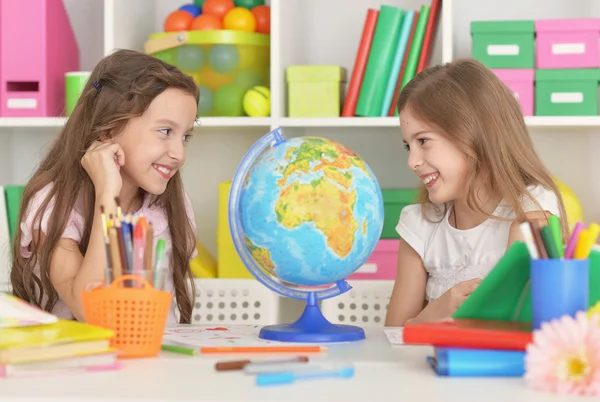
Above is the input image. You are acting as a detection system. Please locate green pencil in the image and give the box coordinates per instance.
[161,343,198,356]
[548,215,563,257]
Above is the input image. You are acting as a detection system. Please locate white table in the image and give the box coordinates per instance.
[0,326,574,402]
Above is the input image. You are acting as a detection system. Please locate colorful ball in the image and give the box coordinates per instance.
[164,10,195,32]
[234,69,263,91]
[203,0,235,20]
[153,49,175,65]
[175,45,205,72]
[179,4,202,18]
[197,85,214,116]
[209,44,240,74]
[234,0,264,9]
[554,177,584,229]
[195,65,234,91]
[194,0,206,7]
[243,86,270,117]
[251,5,270,34]
[190,14,222,30]
[214,84,245,116]
[223,7,256,32]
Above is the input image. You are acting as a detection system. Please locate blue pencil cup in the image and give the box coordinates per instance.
[531,258,589,330]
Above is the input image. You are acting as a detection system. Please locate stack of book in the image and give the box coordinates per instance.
[0,293,120,378]
[342,0,441,118]
[403,318,532,377]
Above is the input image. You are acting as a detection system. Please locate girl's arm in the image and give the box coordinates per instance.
[40,196,117,321]
[384,238,428,327]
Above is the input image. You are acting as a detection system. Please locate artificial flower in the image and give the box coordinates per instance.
[525,312,600,396]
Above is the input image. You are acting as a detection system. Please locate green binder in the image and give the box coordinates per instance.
[453,241,600,322]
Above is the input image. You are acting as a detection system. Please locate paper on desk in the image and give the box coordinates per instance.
[163,325,315,348]
[383,327,404,345]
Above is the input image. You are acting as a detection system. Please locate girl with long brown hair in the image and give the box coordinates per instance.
[385,58,568,327]
[10,49,200,324]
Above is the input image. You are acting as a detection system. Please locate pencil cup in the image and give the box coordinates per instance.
[81,274,172,358]
[531,258,589,330]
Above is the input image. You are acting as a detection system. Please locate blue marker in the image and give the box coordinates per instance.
[256,365,354,386]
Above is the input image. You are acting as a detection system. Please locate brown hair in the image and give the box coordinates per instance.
[10,49,199,323]
[397,58,568,240]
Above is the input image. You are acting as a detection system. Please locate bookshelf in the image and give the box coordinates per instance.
[2,0,600,298]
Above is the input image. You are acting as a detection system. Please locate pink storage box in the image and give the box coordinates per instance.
[492,69,534,116]
[0,0,79,117]
[536,19,600,69]
[348,239,399,281]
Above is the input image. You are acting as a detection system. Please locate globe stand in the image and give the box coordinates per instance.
[259,291,366,343]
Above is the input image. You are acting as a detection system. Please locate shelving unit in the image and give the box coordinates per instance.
[3,0,600,299]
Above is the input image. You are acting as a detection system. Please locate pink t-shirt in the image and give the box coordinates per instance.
[19,183,198,324]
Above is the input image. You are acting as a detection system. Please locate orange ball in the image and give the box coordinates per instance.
[224,7,256,32]
[164,10,195,32]
[251,5,270,34]
[203,0,235,21]
[190,14,223,30]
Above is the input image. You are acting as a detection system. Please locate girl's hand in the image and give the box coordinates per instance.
[415,278,481,322]
[507,210,553,247]
[81,140,124,198]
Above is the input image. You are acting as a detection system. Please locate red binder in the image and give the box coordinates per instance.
[341,9,379,117]
[402,318,533,351]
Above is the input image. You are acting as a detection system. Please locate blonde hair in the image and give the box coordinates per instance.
[397,58,568,240]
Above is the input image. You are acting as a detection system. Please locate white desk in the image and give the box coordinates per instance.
[0,326,573,402]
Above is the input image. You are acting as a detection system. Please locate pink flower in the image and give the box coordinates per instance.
[525,312,600,396]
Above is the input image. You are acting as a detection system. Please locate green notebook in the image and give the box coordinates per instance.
[453,241,600,322]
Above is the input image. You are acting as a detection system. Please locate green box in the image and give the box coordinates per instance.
[286,65,346,118]
[535,69,600,116]
[381,189,419,239]
[471,20,535,68]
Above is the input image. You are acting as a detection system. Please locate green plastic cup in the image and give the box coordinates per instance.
[65,71,91,116]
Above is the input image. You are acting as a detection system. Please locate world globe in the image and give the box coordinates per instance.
[229,127,384,342]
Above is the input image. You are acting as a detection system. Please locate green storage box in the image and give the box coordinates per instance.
[381,189,419,239]
[535,69,600,116]
[471,20,535,68]
[286,65,346,118]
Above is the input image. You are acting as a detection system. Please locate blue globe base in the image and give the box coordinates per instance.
[259,292,365,343]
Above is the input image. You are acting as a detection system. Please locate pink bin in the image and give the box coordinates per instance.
[492,69,534,116]
[536,19,600,69]
[0,0,79,117]
[348,239,399,281]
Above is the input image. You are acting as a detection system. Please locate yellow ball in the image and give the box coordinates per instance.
[243,86,270,117]
[553,177,584,229]
[223,7,257,32]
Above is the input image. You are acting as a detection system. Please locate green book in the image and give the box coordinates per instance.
[355,5,404,117]
[453,241,600,322]
[4,186,24,241]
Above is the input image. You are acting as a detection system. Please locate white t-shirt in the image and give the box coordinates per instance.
[395,185,560,301]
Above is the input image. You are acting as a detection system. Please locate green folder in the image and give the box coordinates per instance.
[4,185,25,241]
[453,241,600,322]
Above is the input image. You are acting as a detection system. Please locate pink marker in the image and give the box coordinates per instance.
[133,224,145,285]
[564,222,584,259]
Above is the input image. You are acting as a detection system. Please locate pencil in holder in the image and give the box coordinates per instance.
[81,274,172,358]
[531,258,589,330]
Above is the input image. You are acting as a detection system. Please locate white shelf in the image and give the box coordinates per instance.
[524,116,600,128]
[279,117,399,128]
[0,117,67,128]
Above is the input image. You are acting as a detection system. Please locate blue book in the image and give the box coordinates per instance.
[427,347,526,377]
[380,10,415,116]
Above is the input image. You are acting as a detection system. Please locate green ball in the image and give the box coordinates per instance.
[234,69,263,91]
[153,49,175,65]
[175,45,205,72]
[197,85,213,116]
[209,45,240,74]
[214,84,245,116]
[193,0,206,7]
[234,0,264,9]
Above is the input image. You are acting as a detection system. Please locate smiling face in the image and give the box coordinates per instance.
[115,88,197,196]
[400,108,470,205]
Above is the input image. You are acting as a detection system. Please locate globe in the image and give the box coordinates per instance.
[229,127,384,343]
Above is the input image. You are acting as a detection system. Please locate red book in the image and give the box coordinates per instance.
[402,319,533,351]
[416,0,442,73]
[387,11,419,117]
[341,9,379,117]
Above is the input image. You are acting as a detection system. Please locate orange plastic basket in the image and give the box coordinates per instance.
[81,274,172,358]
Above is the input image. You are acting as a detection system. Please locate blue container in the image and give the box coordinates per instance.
[531,258,589,330]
